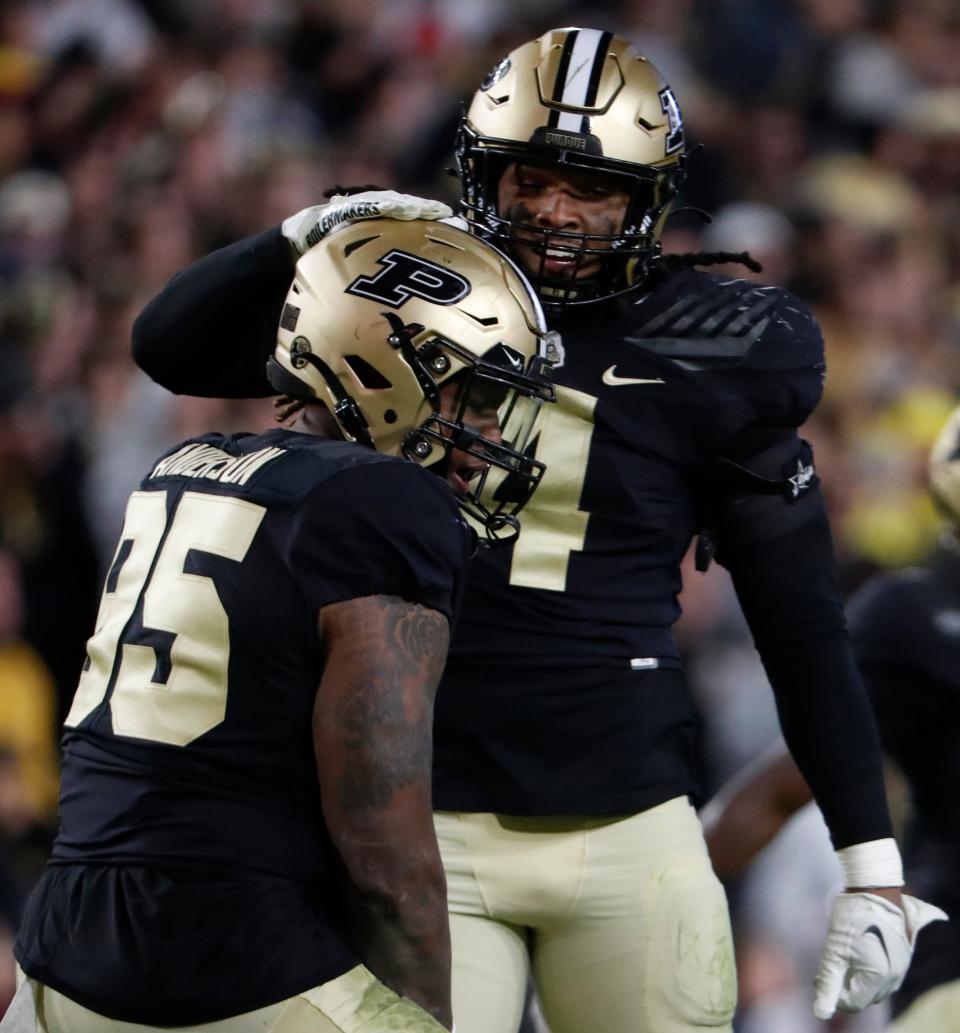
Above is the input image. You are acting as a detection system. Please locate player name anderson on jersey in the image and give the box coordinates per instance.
[149,442,286,485]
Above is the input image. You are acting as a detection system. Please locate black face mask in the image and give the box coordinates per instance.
[456,123,685,312]
[397,334,557,547]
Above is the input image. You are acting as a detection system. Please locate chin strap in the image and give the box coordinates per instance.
[482,512,521,546]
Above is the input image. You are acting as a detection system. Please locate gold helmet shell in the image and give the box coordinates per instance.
[458,27,686,305]
[929,404,960,527]
[268,217,558,541]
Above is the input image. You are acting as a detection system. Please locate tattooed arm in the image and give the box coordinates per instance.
[314,594,452,1028]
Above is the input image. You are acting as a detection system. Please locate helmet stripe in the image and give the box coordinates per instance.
[546,29,578,127]
[550,29,580,102]
[583,31,613,107]
[554,28,606,132]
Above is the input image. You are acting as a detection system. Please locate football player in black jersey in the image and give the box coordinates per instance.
[3,220,556,1033]
[128,28,942,1033]
[705,406,960,1031]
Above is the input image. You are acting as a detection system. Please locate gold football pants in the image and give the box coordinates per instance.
[8,964,445,1033]
[435,796,736,1033]
[887,979,960,1033]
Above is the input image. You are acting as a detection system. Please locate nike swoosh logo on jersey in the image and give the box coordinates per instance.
[602,365,665,387]
[864,925,890,962]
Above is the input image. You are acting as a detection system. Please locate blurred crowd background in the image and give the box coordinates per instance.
[0,0,957,1029]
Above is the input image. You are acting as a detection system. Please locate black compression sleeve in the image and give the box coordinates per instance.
[724,510,894,849]
[132,226,294,398]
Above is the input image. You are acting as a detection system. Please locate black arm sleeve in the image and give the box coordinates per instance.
[132,226,294,398]
[722,508,894,849]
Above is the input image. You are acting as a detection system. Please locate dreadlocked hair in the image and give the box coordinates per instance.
[322,184,389,198]
[274,394,306,423]
[645,250,763,287]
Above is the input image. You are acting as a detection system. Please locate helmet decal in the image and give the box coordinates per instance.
[545,28,615,135]
[279,303,300,332]
[269,219,559,544]
[541,330,565,369]
[658,86,684,155]
[345,250,471,308]
[481,56,511,92]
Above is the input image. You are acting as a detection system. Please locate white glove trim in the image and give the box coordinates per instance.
[281,192,454,257]
[837,837,904,887]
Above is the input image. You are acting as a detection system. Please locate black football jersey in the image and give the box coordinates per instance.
[132,229,862,827]
[435,269,825,813]
[848,544,960,1012]
[15,428,470,1025]
[848,545,960,845]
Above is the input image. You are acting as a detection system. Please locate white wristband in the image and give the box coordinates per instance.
[837,837,904,888]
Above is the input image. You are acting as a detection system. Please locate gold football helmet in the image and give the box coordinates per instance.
[267,218,558,543]
[457,27,686,306]
[929,405,960,527]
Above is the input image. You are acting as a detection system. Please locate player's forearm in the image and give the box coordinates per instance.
[316,596,453,1024]
[131,225,293,398]
[703,750,814,879]
[728,512,893,847]
[324,760,452,1021]
[705,792,785,879]
[337,824,452,1025]
[766,636,891,846]
[324,743,453,1022]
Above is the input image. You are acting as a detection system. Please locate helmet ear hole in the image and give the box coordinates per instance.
[344,354,392,389]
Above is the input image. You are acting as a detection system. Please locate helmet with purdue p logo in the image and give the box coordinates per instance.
[457,27,686,307]
[267,218,558,543]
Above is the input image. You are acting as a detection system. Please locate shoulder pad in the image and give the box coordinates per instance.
[625,269,825,374]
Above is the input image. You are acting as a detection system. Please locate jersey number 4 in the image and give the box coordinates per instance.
[64,490,264,746]
[509,386,597,592]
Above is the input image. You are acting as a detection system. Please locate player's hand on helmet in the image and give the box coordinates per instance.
[281,191,453,257]
[813,891,948,1020]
